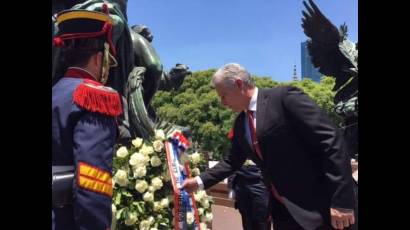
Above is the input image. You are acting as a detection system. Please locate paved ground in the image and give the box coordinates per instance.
[211,204,243,230]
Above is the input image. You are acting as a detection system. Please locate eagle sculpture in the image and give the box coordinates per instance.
[302,0,358,159]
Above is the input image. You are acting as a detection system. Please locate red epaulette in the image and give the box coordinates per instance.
[73,79,123,117]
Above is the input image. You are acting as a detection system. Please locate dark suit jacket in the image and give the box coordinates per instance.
[200,86,355,230]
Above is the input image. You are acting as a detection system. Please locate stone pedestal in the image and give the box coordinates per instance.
[206,182,234,208]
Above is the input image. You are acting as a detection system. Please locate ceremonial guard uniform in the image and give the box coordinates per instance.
[52,7,121,230]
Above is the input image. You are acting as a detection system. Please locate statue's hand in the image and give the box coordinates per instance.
[169,64,192,90]
[127,66,155,139]
[128,66,146,91]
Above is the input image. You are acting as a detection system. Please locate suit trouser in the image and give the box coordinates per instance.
[235,183,271,230]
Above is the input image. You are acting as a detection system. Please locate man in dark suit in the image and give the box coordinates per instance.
[226,128,272,230]
[182,63,356,230]
[228,160,271,230]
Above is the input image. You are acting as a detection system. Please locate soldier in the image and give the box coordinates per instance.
[52,7,122,230]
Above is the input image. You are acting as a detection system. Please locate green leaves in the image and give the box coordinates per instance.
[132,201,145,214]
[115,192,122,205]
[116,208,125,220]
[122,191,133,198]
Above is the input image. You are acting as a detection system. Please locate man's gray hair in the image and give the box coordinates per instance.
[211,63,255,88]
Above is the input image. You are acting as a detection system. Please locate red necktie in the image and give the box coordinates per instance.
[247,110,263,160]
[247,110,284,204]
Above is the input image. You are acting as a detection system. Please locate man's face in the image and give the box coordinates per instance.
[215,80,248,112]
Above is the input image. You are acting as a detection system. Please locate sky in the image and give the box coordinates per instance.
[127,0,358,82]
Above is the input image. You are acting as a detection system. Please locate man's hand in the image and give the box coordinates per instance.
[181,178,199,193]
[330,208,355,229]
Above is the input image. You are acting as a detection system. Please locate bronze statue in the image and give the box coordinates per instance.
[302,0,358,160]
[128,24,191,138]
[131,25,192,92]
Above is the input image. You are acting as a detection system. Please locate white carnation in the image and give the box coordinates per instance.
[201,198,210,209]
[133,166,147,178]
[190,152,201,165]
[135,180,148,193]
[132,137,143,148]
[129,152,147,167]
[116,146,128,158]
[160,198,169,208]
[205,212,213,222]
[140,144,154,155]
[153,140,164,152]
[139,220,151,230]
[124,212,137,226]
[153,201,162,212]
[147,216,155,225]
[148,186,155,192]
[197,207,204,216]
[151,177,163,190]
[186,212,194,224]
[194,190,206,202]
[191,167,200,176]
[150,155,162,167]
[114,170,128,187]
[143,191,154,202]
[155,129,165,140]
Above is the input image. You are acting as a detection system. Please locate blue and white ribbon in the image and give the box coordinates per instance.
[165,133,200,230]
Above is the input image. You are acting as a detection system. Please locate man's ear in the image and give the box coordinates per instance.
[95,51,103,66]
[90,52,101,67]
